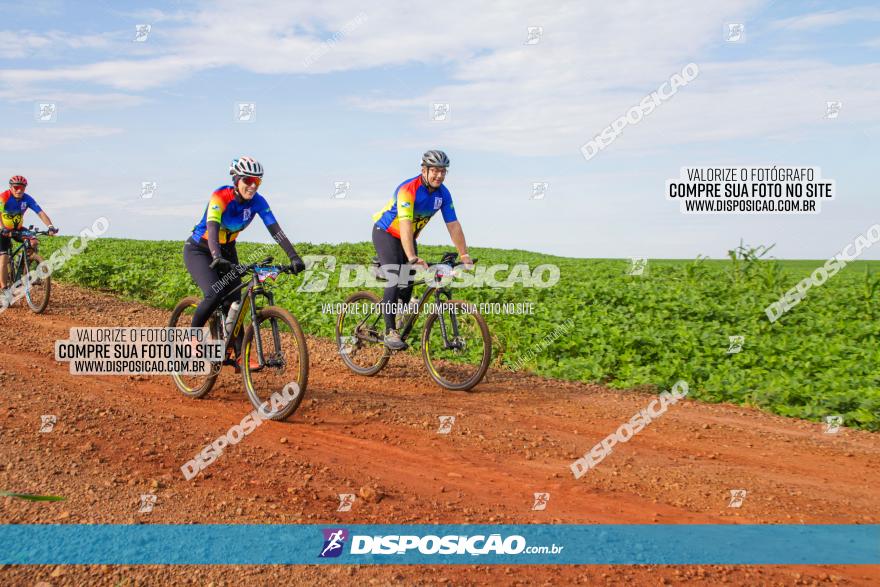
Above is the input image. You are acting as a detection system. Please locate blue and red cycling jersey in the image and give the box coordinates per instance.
[0,190,42,230]
[373,175,457,239]
[190,186,277,244]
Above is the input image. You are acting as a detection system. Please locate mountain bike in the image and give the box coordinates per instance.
[3,226,52,313]
[168,257,308,421]
[335,252,491,391]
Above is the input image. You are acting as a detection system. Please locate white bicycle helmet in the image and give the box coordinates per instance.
[229,156,264,178]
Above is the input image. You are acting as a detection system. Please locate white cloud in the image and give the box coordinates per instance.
[39,188,119,211]
[135,204,210,217]
[112,8,194,24]
[0,1,544,88]
[0,89,146,109]
[772,7,880,30]
[0,126,122,151]
[299,197,383,210]
[1,0,878,161]
[0,30,114,58]
[0,55,216,91]
[343,2,880,157]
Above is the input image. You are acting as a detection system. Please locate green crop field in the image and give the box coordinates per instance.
[32,235,880,430]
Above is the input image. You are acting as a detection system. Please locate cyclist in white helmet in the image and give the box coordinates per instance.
[184,156,305,367]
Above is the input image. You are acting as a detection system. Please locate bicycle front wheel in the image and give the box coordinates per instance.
[241,306,308,421]
[22,253,51,313]
[421,300,491,391]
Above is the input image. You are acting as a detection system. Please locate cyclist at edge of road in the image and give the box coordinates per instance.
[184,156,306,369]
[0,175,58,291]
[371,149,472,350]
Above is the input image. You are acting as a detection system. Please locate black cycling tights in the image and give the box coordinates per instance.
[372,225,418,332]
[183,240,240,328]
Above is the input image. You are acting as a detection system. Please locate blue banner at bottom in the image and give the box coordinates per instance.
[0,525,876,565]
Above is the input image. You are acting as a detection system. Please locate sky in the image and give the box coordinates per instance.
[1,0,878,260]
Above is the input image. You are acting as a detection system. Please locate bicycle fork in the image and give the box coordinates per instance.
[246,286,284,369]
[16,249,34,299]
[434,291,464,351]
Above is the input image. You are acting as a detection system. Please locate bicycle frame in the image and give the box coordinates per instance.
[10,241,28,265]
[398,282,455,341]
[213,263,284,369]
[355,254,471,350]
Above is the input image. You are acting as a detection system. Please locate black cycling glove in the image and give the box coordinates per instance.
[210,256,232,272]
[289,254,306,275]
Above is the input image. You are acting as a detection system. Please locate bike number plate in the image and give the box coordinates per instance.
[255,268,280,282]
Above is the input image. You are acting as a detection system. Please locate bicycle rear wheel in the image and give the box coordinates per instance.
[22,252,51,313]
[421,300,491,391]
[241,306,308,421]
[335,290,390,376]
[168,296,223,398]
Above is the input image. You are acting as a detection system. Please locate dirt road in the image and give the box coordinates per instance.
[1,283,877,585]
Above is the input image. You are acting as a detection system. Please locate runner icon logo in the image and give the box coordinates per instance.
[37,103,57,122]
[134,24,151,42]
[727,335,745,354]
[532,492,550,511]
[728,489,747,508]
[333,181,351,199]
[823,415,843,434]
[39,415,57,433]
[530,182,548,200]
[337,493,355,512]
[628,257,648,276]
[319,528,349,558]
[824,101,842,119]
[524,26,543,45]
[139,494,157,513]
[141,181,157,199]
[297,255,336,293]
[726,23,744,42]
[236,102,256,122]
[437,416,456,434]
[431,103,450,122]
[338,335,357,355]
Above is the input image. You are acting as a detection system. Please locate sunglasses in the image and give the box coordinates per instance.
[10,184,25,189]
[239,176,262,187]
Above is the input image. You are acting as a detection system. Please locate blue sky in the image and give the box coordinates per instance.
[1,0,878,259]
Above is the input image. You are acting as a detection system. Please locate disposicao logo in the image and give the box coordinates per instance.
[319,528,349,558]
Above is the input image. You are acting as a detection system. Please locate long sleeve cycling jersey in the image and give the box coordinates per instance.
[372,175,457,239]
[190,186,278,244]
[0,190,42,230]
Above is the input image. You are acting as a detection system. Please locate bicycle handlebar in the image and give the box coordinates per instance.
[1,225,54,238]
[430,252,478,268]
[238,257,301,275]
